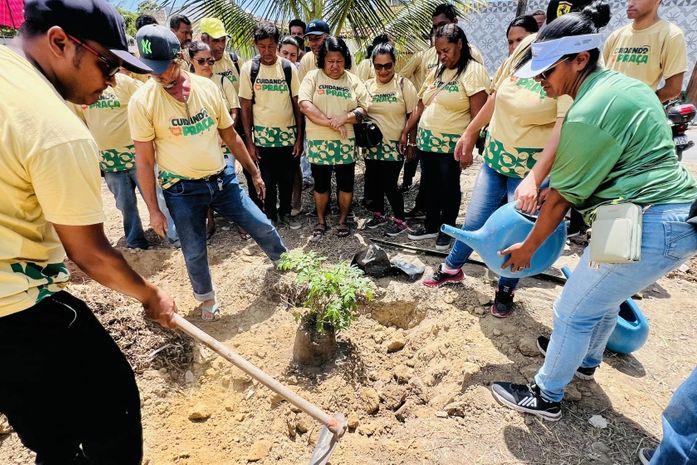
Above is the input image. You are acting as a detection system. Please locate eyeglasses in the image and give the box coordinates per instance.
[68,34,120,79]
[537,57,568,80]
[196,58,216,66]
[373,62,394,71]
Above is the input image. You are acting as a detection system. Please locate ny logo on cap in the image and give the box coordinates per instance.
[141,39,152,55]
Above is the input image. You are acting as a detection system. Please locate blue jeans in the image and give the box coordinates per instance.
[163,170,287,301]
[445,163,521,290]
[651,366,697,465]
[104,170,147,249]
[535,203,697,401]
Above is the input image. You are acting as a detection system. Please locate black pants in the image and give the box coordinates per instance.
[259,146,296,220]
[0,292,142,465]
[364,159,405,219]
[420,150,461,233]
[402,150,420,185]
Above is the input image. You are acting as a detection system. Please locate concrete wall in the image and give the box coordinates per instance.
[462,0,696,88]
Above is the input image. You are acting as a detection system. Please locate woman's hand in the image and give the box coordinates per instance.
[399,133,408,155]
[329,114,349,130]
[454,131,476,169]
[499,242,535,273]
[514,174,539,214]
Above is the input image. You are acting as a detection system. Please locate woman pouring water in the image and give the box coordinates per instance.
[490,1,697,420]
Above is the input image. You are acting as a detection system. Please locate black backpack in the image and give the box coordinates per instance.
[249,56,294,104]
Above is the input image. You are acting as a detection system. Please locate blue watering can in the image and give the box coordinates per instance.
[560,266,649,354]
[440,202,567,279]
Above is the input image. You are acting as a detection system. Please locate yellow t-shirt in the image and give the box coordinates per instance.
[401,45,485,93]
[74,73,142,173]
[417,61,490,154]
[365,75,418,161]
[299,50,356,81]
[128,72,234,188]
[212,73,240,111]
[356,58,375,82]
[603,20,687,90]
[484,34,572,178]
[0,46,105,317]
[297,69,369,165]
[212,52,245,93]
[238,58,300,147]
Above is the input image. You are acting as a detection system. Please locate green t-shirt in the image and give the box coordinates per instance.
[551,69,697,222]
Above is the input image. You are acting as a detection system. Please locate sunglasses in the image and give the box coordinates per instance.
[373,62,394,71]
[68,34,120,79]
[537,57,569,80]
[196,58,216,66]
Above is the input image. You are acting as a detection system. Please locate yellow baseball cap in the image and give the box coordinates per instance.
[200,17,228,39]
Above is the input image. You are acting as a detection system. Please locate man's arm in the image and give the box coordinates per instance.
[657,73,684,103]
[239,97,258,161]
[218,125,265,200]
[292,95,304,157]
[134,140,167,238]
[53,223,176,328]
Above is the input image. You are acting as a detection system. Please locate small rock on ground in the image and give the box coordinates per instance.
[589,414,608,429]
[360,387,380,414]
[347,412,360,430]
[386,332,407,353]
[247,439,272,462]
[518,336,541,357]
[188,403,212,421]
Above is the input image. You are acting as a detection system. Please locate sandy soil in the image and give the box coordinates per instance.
[2,159,696,465]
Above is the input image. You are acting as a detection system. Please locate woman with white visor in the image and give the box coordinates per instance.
[489,1,697,421]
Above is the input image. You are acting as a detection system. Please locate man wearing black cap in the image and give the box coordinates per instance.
[0,0,176,463]
[129,25,287,321]
[298,19,336,80]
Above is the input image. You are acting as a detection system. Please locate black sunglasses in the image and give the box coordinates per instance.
[68,34,120,79]
[537,57,569,80]
[373,62,394,71]
[196,57,216,66]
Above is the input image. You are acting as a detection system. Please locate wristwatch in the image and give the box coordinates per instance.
[353,109,364,123]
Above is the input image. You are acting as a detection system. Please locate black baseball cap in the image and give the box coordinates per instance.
[24,0,152,74]
[305,19,330,36]
[135,25,181,75]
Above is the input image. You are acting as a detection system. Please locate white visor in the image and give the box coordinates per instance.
[514,33,602,79]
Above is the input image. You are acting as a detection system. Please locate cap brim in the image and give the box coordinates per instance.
[514,55,560,79]
[112,49,153,74]
[304,31,326,37]
[205,32,228,39]
[136,56,172,75]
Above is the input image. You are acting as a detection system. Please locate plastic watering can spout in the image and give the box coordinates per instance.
[439,202,566,279]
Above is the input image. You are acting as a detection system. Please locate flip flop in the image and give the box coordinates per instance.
[313,222,327,236]
[237,226,251,241]
[336,223,350,238]
[197,301,221,321]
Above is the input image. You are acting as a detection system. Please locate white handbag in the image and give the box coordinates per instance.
[589,203,644,264]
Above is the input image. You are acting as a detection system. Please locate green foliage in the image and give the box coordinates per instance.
[278,250,374,334]
[117,7,138,37]
[137,0,161,13]
[0,26,18,38]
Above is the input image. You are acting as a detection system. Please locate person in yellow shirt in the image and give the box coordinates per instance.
[402,24,489,250]
[364,43,419,237]
[200,17,245,93]
[240,23,304,230]
[422,24,573,318]
[129,25,286,320]
[299,37,369,238]
[73,72,149,249]
[0,0,176,461]
[603,0,687,102]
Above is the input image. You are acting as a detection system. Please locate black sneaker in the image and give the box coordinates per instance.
[384,218,410,237]
[366,212,387,229]
[423,264,464,287]
[491,382,562,421]
[405,208,426,220]
[536,336,598,380]
[407,226,438,241]
[435,232,452,251]
[490,286,515,318]
[638,448,654,465]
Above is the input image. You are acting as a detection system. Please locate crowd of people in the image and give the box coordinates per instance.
[1,0,696,463]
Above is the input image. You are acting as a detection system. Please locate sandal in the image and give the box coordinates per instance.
[197,300,221,321]
[313,222,327,236]
[336,223,350,238]
[236,226,251,241]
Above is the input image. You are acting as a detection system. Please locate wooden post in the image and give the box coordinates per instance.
[516,0,529,16]
[687,61,697,106]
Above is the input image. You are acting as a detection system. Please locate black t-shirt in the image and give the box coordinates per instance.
[545,0,594,23]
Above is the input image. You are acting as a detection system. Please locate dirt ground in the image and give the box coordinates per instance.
[2,159,697,465]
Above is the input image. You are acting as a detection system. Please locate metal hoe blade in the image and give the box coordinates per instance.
[309,414,347,465]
